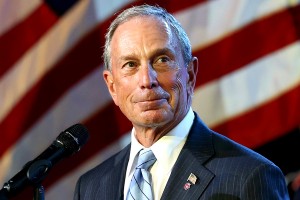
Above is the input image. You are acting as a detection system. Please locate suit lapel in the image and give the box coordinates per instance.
[98,144,130,200]
[161,113,215,200]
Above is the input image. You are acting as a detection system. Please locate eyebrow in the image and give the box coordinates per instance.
[150,47,176,59]
[119,47,176,62]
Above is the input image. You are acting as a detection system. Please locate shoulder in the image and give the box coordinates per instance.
[190,115,288,198]
[211,130,275,167]
[191,112,275,167]
[208,128,287,193]
[207,132,289,199]
[190,113,282,176]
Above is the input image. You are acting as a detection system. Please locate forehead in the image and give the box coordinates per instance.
[110,16,175,53]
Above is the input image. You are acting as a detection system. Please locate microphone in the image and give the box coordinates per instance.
[0,123,89,198]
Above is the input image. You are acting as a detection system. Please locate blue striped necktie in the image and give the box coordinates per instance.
[127,149,157,200]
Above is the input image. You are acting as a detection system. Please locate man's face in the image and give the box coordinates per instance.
[103,16,197,131]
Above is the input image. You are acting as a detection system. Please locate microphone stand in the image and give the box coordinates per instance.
[27,160,50,200]
[0,190,8,200]
[0,159,51,200]
[33,184,45,200]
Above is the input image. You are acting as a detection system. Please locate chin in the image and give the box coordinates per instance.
[138,110,172,125]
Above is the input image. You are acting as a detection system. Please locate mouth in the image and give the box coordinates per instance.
[133,92,169,109]
[139,98,166,104]
[137,98,168,110]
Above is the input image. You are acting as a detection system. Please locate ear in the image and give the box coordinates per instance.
[103,69,119,106]
[187,57,198,95]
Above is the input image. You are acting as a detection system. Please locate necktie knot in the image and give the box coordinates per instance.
[136,149,156,170]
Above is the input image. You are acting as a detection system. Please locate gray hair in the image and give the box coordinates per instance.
[103,4,193,71]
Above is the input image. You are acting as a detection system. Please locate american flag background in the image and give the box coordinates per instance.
[1,0,300,199]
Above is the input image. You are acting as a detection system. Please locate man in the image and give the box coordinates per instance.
[74,5,289,200]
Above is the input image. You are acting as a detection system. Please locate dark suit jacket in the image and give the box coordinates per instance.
[74,113,289,199]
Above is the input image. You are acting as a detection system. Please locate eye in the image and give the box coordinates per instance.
[123,61,137,68]
[153,56,176,71]
[156,56,170,63]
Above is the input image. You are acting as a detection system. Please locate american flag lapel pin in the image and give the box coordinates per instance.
[184,173,198,190]
[187,173,197,184]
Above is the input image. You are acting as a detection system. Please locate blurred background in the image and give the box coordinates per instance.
[0,0,299,199]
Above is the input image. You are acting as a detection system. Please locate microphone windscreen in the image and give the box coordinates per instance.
[56,124,89,155]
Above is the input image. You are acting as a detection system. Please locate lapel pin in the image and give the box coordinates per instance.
[187,173,197,185]
[183,173,198,190]
[184,182,191,190]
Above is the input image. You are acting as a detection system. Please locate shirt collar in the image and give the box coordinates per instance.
[151,107,194,167]
[128,107,194,170]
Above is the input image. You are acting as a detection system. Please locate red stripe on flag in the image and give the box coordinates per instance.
[213,85,300,149]
[195,4,300,87]
[0,3,57,78]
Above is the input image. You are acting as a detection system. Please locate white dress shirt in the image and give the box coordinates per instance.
[124,108,194,200]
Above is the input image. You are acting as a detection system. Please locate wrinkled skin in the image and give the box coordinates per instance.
[103,16,198,147]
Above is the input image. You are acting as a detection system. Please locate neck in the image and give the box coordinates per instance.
[133,127,168,148]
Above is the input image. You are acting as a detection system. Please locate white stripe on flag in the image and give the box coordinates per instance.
[193,41,300,127]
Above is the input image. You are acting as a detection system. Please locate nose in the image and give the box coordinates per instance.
[139,64,158,89]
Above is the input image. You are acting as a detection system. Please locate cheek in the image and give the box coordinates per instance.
[114,77,136,104]
[175,73,187,92]
[172,68,188,90]
[159,71,188,100]
[158,73,176,90]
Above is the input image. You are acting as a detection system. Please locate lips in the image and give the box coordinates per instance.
[139,98,167,106]
[138,97,166,103]
[133,91,169,103]
[133,90,170,104]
